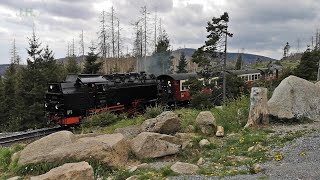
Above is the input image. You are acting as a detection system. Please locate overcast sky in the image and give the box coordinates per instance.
[0,0,319,64]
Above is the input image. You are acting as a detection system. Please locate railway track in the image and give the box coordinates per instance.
[0,126,63,147]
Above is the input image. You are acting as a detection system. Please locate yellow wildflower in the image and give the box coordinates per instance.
[299,152,306,156]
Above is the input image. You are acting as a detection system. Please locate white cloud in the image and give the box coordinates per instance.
[0,0,319,63]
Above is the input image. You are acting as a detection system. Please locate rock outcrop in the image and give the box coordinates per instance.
[141,111,181,134]
[18,132,129,167]
[18,131,76,165]
[114,125,141,138]
[30,161,94,180]
[170,162,199,174]
[268,76,320,121]
[130,132,180,159]
[195,111,217,134]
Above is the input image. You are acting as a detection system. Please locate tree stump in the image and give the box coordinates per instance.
[245,87,269,128]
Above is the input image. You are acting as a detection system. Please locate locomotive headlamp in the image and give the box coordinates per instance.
[45,103,48,108]
[50,85,53,90]
[55,105,59,109]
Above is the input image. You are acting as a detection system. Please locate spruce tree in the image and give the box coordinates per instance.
[65,55,80,74]
[3,64,19,130]
[176,51,188,73]
[43,45,65,82]
[150,30,174,74]
[83,46,102,74]
[22,29,47,129]
[294,48,319,80]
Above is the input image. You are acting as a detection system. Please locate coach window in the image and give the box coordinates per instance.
[244,75,248,81]
[180,80,188,91]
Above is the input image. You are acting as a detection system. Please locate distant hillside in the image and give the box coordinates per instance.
[0,64,10,76]
[55,55,87,64]
[172,48,277,64]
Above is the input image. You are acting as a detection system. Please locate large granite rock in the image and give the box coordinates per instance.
[268,76,320,121]
[18,132,129,167]
[30,161,94,180]
[114,125,141,138]
[195,111,217,134]
[141,111,181,134]
[130,132,180,159]
[18,131,76,165]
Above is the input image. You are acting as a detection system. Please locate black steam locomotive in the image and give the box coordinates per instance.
[45,72,158,125]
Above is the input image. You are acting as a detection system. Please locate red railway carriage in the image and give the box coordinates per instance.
[157,73,198,105]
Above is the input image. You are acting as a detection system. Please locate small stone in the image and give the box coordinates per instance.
[248,144,264,152]
[129,166,138,173]
[199,139,210,147]
[252,163,263,173]
[216,126,224,137]
[186,125,195,133]
[197,157,205,165]
[7,176,20,180]
[226,155,251,162]
[126,175,139,180]
[137,163,149,169]
[171,162,199,174]
[11,151,21,164]
[248,146,254,152]
[181,141,192,150]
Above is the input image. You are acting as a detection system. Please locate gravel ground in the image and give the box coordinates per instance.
[170,122,320,180]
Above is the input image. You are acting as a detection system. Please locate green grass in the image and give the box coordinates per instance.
[103,115,145,134]
[0,144,25,179]
[173,108,201,132]
[212,96,250,133]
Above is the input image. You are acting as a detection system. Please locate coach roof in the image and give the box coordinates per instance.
[157,73,198,80]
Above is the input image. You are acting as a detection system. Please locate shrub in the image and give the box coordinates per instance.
[82,111,119,128]
[144,104,166,119]
[190,93,214,110]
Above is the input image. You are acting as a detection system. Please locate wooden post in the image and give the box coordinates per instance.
[245,87,269,128]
